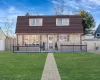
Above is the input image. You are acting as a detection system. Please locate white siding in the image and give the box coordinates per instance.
[0,40,5,51]
[0,28,6,40]
[18,35,23,46]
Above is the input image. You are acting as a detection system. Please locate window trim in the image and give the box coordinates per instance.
[56,18,69,26]
[29,18,43,26]
[59,34,68,41]
[96,33,100,37]
[24,35,40,45]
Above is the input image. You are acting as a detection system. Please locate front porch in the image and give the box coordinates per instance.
[14,33,87,52]
[16,34,59,51]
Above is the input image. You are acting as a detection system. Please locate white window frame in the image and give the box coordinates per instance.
[59,34,68,41]
[24,35,40,45]
[29,18,43,26]
[96,33,100,37]
[56,18,69,26]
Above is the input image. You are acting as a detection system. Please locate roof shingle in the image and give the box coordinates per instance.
[16,15,83,33]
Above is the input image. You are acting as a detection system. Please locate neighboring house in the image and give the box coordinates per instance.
[15,15,84,52]
[82,24,100,52]
[94,24,100,38]
[82,34,94,40]
[0,27,6,51]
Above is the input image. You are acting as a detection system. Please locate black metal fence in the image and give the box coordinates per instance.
[60,44,87,52]
[13,44,87,53]
[13,46,41,53]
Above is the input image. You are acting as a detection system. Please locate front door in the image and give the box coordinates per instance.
[48,35,54,50]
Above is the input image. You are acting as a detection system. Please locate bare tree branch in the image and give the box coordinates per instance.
[3,17,14,37]
[53,0,65,15]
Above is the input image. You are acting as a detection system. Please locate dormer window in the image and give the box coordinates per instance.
[56,18,69,26]
[29,18,42,26]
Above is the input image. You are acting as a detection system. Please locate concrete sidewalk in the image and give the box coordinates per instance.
[41,53,61,80]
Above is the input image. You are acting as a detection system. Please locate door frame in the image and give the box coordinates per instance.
[48,35,55,50]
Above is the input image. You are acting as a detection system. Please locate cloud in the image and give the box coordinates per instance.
[0,5,25,33]
[51,0,60,5]
[92,10,100,14]
[51,0,100,14]
[8,6,15,13]
[88,0,100,5]
[8,6,25,15]
[3,0,11,6]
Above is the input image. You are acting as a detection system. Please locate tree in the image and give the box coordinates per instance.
[53,0,79,15]
[54,0,65,15]
[3,17,14,37]
[80,10,95,34]
[2,17,15,50]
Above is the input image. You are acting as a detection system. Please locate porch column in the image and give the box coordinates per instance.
[47,34,48,50]
[22,35,24,45]
[17,34,18,46]
[57,34,59,42]
[40,34,42,45]
[57,34,59,50]
[80,34,82,44]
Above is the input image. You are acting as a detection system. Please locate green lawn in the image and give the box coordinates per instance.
[54,52,100,80]
[0,51,47,80]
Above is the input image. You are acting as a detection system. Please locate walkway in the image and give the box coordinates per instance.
[41,53,61,80]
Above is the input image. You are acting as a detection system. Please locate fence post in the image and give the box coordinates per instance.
[40,44,41,52]
[26,46,27,52]
[94,43,96,51]
[85,42,87,52]
[13,45,14,53]
[73,44,74,52]
[61,45,62,52]
[13,40,14,53]
[80,43,82,51]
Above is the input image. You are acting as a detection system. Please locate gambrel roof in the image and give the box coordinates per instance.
[16,15,83,33]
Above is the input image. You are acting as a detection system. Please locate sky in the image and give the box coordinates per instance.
[0,0,100,33]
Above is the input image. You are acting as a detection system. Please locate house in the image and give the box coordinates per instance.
[94,24,100,38]
[15,15,84,52]
[81,24,100,52]
[0,27,6,51]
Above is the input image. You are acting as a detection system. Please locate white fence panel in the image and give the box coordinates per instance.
[0,40,5,51]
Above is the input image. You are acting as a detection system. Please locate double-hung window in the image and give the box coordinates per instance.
[29,18,42,26]
[56,18,69,26]
[59,34,68,41]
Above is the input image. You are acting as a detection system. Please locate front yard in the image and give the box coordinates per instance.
[54,52,100,80]
[0,51,47,80]
[1,51,100,80]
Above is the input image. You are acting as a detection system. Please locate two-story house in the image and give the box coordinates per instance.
[15,15,83,51]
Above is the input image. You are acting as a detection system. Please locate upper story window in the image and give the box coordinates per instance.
[56,18,69,26]
[29,18,42,26]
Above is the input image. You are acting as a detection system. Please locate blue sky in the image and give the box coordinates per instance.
[0,0,100,33]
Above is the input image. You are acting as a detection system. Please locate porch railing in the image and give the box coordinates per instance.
[60,44,87,52]
[13,45,41,53]
[13,44,87,53]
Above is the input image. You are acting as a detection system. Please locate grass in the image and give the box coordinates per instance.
[0,51,47,80]
[54,52,100,80]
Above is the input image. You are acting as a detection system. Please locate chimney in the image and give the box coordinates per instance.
[26,13,30,16]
